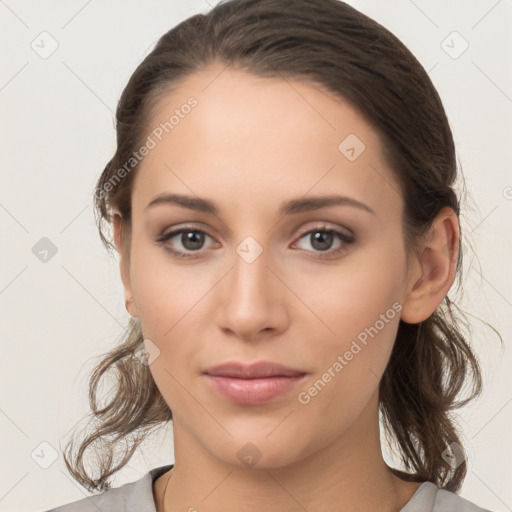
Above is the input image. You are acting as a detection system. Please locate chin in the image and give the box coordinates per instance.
[203,429,312,471]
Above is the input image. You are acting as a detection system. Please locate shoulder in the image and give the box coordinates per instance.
[41,465,173,512]
[402,481,495,512]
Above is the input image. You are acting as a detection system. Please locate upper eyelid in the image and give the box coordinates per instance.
[162,221,352,236]
[297,224,353,238]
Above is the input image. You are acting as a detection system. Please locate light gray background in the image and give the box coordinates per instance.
[0,1,510,511]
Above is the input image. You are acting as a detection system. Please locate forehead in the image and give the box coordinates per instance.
[132,63,402,222]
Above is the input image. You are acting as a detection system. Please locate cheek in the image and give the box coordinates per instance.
[295,289,402,433]
[130,256,206,414]
[293,241,406,390]
[128,240,218,394]
[292,248,405,345]
[129,239,201,336]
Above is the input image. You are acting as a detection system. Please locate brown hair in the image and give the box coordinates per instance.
[62,0,501,494]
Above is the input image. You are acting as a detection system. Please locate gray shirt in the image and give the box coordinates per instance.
[43,464,494,512]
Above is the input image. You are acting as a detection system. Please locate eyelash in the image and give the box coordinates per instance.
[156,225,355,260]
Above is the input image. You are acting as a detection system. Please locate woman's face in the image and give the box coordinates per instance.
[120,63,418,469]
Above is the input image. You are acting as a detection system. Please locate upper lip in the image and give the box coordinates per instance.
[203,361,307,378]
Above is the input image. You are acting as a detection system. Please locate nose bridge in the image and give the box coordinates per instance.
[216,233,286,337]
[231,235,272,305]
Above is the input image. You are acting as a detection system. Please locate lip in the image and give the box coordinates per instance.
[203,361,308,405]
[204,361,306,378]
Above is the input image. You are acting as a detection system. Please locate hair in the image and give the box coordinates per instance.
[62,0,502,494]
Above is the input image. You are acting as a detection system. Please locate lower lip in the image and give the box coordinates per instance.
[204,374,307,405]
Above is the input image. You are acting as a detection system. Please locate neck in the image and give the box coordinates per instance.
[161,394,419,512]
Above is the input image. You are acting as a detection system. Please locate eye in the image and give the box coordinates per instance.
[156,225,355,260]
[156,228,216,259]
[293,226,354,258]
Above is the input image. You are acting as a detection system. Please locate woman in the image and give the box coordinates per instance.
[47,0,498,510]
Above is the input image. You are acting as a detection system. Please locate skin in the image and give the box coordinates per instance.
[113,62,459,512]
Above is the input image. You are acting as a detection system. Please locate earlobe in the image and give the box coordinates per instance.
[112,213,139,318]
[400,207,459,324]
[125,296,138,317]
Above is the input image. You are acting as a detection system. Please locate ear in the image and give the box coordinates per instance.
[400,207,460,324]
[113,213,139,318]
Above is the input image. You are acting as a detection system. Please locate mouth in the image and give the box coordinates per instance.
[202,361,308,405]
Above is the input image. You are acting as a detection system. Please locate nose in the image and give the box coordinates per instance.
[216,243,289,342]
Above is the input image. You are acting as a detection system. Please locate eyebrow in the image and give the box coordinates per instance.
[144,193,376,216]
